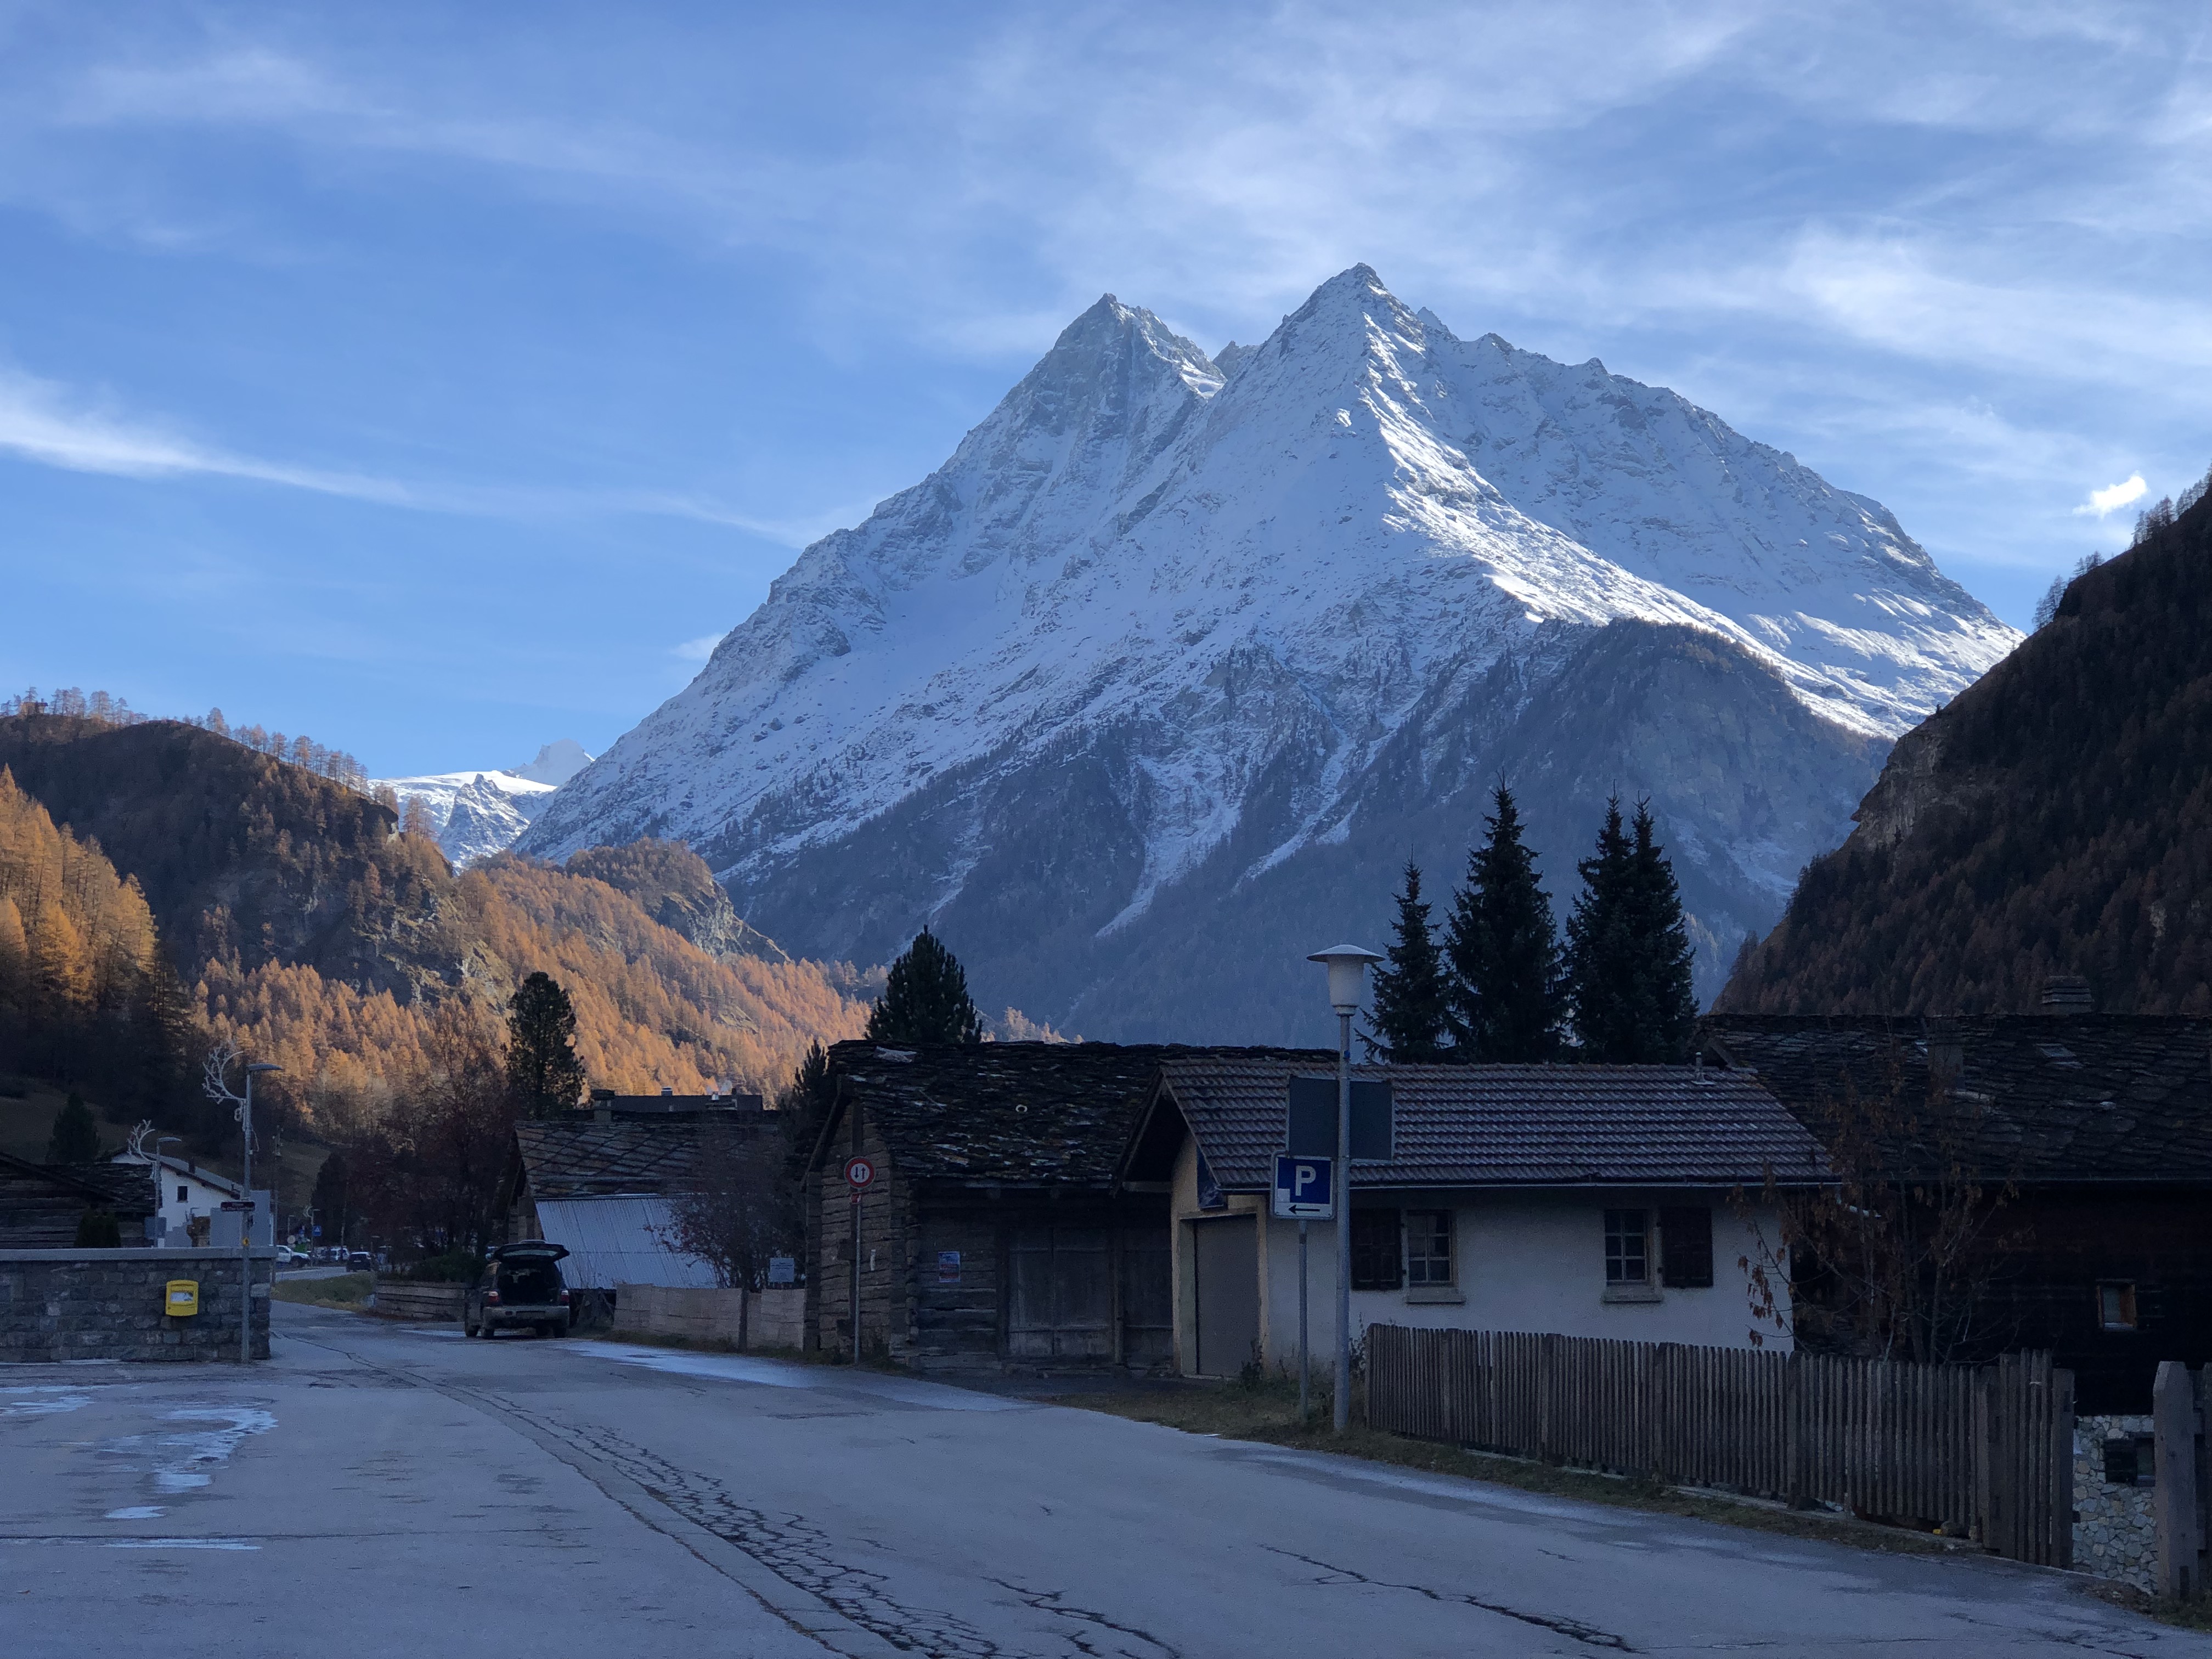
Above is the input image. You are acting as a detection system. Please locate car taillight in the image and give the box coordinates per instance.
[557,1289,570,1304]
[484,1291,500,1305]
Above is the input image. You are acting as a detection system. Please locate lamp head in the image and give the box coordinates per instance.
[245,1063,283,1075]
[1306,944,1384,1014]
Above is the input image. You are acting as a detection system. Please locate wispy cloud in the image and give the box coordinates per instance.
[2075,473,2148,516]
[670,633,727,662]
[0,362,849,543]
[0,364,413,502]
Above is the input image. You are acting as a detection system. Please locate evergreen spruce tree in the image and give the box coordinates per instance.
[1564,799,1639,1060]
[865,928,983,1045]
[1443,788,1563,1062]
[1364,861,1451,1061]
[1625,802,1699,1063]
[505,971,588,1118]
[46,1091,100,1163]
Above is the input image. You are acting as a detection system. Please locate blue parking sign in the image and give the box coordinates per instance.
[1272,1154,1333,1220]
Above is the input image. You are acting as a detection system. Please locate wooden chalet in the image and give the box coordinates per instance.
[805,1041,1314,1373]
[0,1152,160,1248]
[1699,1012,2212,1411]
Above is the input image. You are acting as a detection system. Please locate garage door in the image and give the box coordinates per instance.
[1193,1215,1258,1378]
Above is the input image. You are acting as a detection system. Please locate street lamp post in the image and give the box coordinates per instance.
[152,1134,181,1237]
[1307,944,1381,1434]
[239,1063,281,1365]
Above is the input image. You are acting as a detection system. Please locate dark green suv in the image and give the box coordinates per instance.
[463,1242,572,1339]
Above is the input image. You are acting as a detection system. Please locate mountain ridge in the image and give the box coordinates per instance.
[525,266,2015,1040]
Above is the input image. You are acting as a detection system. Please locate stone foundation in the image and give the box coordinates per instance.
[0,1248,273,1362]
[2074,1413,2157,1591]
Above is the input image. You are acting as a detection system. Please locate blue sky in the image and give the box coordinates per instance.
[1,2,2205,775]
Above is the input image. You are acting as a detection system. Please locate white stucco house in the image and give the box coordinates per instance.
[1118,1056,1828,1378]
[110,1150,259,1246]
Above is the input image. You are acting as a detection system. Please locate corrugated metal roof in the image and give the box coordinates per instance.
[1699,1014,2212,1184]
[1158,1056,1827,1190]
[535,1197,719,1291]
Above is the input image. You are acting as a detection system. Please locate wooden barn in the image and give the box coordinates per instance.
[0,1152,159,1248]
[805,1042,1296,1374]
[1700,1012,2212,1412]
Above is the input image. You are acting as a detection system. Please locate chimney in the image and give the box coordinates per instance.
[660,1085,674,1097]
[2041,975,2093,1014]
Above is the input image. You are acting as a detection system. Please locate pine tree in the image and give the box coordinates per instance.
[865,928,982,1045]
[1364,861,1451,1061]
[1625,802,1699,1062]
[505,971,588,1118]
[47,1091,100,1162]
[1443,788,1563,1062]
[1564,799,1640,1060]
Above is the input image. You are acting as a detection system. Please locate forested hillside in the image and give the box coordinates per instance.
[0,714,868,1126]
[1720,481,2212,1014]
[0,769,188,1119]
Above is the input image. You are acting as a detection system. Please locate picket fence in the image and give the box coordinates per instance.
[1365,1324,2074,1566]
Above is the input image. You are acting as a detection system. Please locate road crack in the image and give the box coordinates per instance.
[1263,1544,1635,1651]
[983,1578,1181,1659]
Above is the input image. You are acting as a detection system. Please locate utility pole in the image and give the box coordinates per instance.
[206,1046,280,1365]
[1308,945,1380,1435]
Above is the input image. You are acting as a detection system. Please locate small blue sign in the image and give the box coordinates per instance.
[1272,1154,1333,1220]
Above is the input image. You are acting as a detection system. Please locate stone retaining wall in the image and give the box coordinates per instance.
[0,1248,273,1362]
[616,1283,804,1349]
[369,1278,467,1322]
[2074,1413,2158,1591]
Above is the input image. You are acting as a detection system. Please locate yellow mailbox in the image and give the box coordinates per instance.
[165,1279,200,1318]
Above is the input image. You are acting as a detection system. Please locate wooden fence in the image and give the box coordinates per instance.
[1365,1325,2074,1566]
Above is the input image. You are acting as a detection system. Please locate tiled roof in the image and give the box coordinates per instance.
[515,1118,771,1200]
[1698,1014,2212,1184]
[1155,1056,1827,1190]
[823,1041,1325,1187]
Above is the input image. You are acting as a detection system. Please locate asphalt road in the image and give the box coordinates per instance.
[3,1304,2205,1658]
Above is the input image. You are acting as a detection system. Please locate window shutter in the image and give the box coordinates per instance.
[1658,1206,1713,1289]
[1350,1208,1402,1290]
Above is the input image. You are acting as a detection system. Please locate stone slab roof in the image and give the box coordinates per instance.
[1698,1014,2212,1184]
[821,1041,1325,1189]
[1152,1056,1826,1190]
[515,1118,769,1201]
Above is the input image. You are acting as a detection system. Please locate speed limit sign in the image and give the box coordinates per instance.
[844,1156,875,1193]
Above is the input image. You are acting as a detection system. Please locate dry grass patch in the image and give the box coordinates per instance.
[271,1272,373,1310]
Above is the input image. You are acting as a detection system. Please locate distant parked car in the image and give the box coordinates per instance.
[347,1250,371,1272]
[462,1243,572,1340]
[273,1246,305,1266]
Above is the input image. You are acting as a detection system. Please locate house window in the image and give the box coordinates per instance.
[1658,1206,1714,1289]
[177,1186,189,1203]
[1351,1209,1402,1290]
[2098,1283,2138,1331]
[1604,1209,1650,1285]
[1404,1211,1453,1287]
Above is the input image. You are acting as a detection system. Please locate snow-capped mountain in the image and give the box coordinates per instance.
[376,741,593,866]
[523,267,2017,1041]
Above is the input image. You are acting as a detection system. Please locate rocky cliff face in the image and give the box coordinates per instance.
[526,266,2015,1041]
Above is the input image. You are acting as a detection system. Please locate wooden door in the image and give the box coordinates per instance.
[1007,1224,1114,1361]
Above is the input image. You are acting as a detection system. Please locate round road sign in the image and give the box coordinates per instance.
[844,1156,876,1193]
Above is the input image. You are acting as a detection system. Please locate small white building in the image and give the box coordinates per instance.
[110,1152,263,1246]
[1120,1057,1826,1378]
